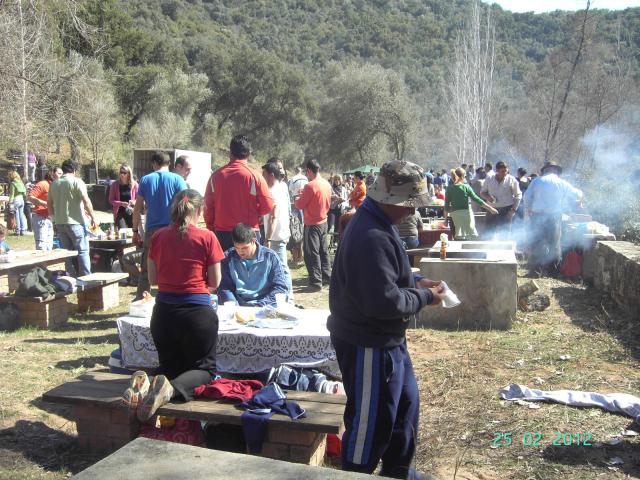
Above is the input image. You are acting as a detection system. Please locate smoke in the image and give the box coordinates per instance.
[576,115,640,242]
[481,114,640,263]
[487,138,534,173]
[581,124,636,171]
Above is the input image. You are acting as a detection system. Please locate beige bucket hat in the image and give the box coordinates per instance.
[367,160,431,208]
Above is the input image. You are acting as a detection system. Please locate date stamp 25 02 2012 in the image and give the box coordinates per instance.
[492,431,593,448]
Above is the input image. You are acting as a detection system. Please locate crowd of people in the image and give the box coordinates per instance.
[429,160,583,275]
[2,136,584,479]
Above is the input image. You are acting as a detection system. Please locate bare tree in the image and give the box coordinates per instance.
[446,0,495,169]
[576,24,634,169]
[0,0,52,176]
[62,54,120,179]
[543,0,591,162]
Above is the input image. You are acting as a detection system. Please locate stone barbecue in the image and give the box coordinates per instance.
[418,240,517,330]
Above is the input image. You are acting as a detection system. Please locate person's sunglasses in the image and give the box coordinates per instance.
[119,171,128,174]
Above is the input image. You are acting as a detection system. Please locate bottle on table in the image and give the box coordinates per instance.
[439,233,447,260]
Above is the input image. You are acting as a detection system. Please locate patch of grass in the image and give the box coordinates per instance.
[411,270,640,479]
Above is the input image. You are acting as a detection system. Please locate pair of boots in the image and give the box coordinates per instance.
[121,371,174,422]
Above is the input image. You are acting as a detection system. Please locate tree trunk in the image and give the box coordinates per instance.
[93,143,99,181]
[18,0,29,179]
[68,136,80,162]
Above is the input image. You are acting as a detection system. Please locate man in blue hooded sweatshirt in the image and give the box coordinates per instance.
[328,160,445,480]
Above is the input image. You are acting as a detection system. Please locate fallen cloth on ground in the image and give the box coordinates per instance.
[499,383,640,423]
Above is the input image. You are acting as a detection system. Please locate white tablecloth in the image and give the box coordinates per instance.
[116,308,339,377]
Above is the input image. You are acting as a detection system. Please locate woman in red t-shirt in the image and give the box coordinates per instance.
[124,189,224,422]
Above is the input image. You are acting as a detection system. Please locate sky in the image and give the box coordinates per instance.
[483,0,640,13]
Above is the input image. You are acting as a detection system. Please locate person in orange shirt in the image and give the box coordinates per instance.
[348,171,366,209]
[26,166,62,250]
[294,159,332,292]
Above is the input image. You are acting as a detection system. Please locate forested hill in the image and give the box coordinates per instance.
[110,0,640,94]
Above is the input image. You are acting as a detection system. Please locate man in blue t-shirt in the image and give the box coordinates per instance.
[132,151,187,299]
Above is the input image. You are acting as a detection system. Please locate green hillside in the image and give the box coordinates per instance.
[108,0,640,90]
[5,0,640,170]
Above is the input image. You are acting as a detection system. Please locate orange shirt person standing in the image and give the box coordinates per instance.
[294,159,332,292]
[348,171,367,209]
[26,166,63,250]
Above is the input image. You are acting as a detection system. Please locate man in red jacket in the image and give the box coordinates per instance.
[204,135,274,251]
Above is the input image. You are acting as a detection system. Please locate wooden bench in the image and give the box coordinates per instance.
[0,291,70,329]
[43,371,345,466]
[76,273,129,312]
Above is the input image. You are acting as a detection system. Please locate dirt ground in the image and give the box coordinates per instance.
[0,239,639,479]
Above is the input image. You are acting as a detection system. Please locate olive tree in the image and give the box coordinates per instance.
[317,62,417,168]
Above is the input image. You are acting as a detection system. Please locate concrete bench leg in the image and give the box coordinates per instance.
[19,297,69,329]
[77,283,120,312]
[261,427,327,466]
[75,405,139,453]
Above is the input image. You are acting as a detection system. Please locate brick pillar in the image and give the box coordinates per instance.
[18,297,69,329]
[0,274,9,293]
[77,283,120,312]
[75,405,139,453]
[259,427,327,466]
[7,272,21,293]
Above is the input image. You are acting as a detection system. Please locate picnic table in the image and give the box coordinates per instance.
[89,237,136,273]
[44,373,346,464]
[0,249,78,292]
[418,226,452,248]
[116,306,339,377]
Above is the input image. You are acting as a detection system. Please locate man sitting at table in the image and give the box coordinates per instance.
[218,223,288,307]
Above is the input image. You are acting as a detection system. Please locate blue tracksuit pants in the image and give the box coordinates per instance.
[331,334,420,479]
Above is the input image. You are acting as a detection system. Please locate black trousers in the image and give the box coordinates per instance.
[527,213,562,272]
[303,223,331,288]
[115,208,133,229]
[150,301,218,401]
[136,227,161,300]
[328,207,342,233]
[485,205,513,239]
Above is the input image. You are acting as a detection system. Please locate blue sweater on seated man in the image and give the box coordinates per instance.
[218,226,288,307]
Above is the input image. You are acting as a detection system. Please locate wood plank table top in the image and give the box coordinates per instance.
[44,371,346,434]
[89,238,134,248]
[0,249,78,273]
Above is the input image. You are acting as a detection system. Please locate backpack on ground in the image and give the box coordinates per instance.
[0,303,20,331]
[287,211,303,250]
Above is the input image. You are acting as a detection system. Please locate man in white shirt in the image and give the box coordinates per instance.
[524,162,583,275]
[484,162,495,178]
[288,166,308,266]
[289,167,308,198]
[262,162,293,298]
[174,155,192,185]
[481,161,522,239]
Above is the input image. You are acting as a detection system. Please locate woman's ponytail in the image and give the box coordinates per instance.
[170,189,204,237]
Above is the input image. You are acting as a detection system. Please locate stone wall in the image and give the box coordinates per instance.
[593,241,640,319]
